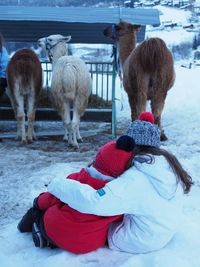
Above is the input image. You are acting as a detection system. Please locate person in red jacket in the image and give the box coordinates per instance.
[18,135,135,254]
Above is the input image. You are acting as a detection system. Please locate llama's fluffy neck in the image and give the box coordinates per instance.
[118,32,137,66]
[51,42,68,66]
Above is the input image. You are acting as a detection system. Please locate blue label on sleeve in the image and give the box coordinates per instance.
[97,188,106,196]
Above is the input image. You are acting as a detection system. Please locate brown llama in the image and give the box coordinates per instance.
[6,48,42,143]
[103,21,175,140]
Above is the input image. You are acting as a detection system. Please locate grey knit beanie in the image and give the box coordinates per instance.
[124,112,161,148]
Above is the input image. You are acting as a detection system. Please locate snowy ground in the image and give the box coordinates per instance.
[0,65,199,267]
[0,5,200,267]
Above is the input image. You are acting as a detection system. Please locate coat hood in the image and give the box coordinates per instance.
[134,155,179,200]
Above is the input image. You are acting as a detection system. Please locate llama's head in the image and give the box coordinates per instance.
[37,34,71,62]
[103,21,141,41]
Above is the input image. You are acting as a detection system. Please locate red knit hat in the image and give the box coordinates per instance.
[94,135,135,177]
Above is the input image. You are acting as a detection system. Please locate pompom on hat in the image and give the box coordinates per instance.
[125,112,161,148]
[139,112,155,124]
[94,135,135,177]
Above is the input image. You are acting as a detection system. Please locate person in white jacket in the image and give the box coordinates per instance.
[48,112,193,254]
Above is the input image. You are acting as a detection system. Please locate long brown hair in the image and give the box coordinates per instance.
[0,32,4,52]
[130,146,193,194]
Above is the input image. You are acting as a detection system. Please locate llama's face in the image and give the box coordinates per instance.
[37,34,71,62]
[37,35,71,51]
[103,21,141,41]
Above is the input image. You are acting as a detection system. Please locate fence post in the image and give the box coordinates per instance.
[111,64,117,137]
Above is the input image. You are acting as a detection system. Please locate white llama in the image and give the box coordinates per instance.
[38,34,92,148]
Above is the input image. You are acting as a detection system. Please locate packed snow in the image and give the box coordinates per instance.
[0,5,200,267]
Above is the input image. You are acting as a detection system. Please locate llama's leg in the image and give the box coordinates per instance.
[125,74,148,120]
[62,101,71,142]
[76,126,83,143]
[7,92,17,121]
[127,93,138,121]
[15,92,26,143]
[9,82,26,142]
[73,100,83,143]
[27,91,37,142]
[151,92,167,141]
[71,121,80,148]
[6,86,21,140]
[69,104,81,149]
[137,90,147,118]
[128,91,147,121]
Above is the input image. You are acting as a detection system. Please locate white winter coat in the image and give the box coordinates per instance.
[48,155,184,254]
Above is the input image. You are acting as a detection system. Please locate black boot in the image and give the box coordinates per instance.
[17,208,34,233]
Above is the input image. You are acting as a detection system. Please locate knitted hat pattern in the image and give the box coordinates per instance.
[94,135,135,177]
[125,112,161,148]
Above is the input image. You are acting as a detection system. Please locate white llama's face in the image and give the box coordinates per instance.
[37,34,71,62]
[37,34,71,51]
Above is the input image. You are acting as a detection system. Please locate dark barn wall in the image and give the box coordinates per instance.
[0,6,160,44]
[0,20,146,44]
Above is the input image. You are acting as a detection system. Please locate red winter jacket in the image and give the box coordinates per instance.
[37,168,122,254]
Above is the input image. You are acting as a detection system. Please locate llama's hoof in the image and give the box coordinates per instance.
[160,132,168,141]
[73,146,79,151]
[74,143,79,149]
[63,135,69,142]
[68,139,79,149]
[27,139,33,144]
[68,143,79,150]
[21,139,27,145]
[77,138,83,143]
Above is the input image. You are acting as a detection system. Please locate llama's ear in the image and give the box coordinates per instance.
[63,36,71,43]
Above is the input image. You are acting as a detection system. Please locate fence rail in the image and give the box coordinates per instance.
[0,60,117,136]
[41,60,114,104]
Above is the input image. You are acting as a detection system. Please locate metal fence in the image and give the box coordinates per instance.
[0,60,117,136]
[41,60,114,103]
[40,60,117,136]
